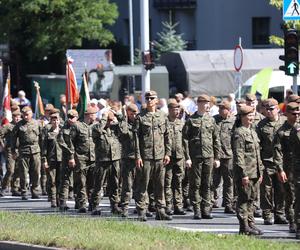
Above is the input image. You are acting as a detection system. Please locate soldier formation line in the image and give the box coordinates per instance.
[1,90,300,239]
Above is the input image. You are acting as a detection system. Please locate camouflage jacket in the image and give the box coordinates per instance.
[256,116,285,171]
[182,112,220,160]
[233,126,264,179]
[214,114,236,159]
[68,121,96,162]
[92,116,125,162]
[120,120,136,160]
[134,109,171,160]
[11,119,42,155]
[273,121,297,173]
[168,117,189,160]
[42,126,62,164]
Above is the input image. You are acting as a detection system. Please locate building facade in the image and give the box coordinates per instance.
[110,0,282,50]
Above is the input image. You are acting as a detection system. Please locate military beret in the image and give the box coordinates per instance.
[45,104,54,111]
[145,90,158,98]
[264,98,278,108]
[287,94,300,103]
[197,94,210,103]
[85,107,98,115]
[286,102,300,112]
[218,100,231,110]
[67,109,78,117]
[238,105,254,115]
[49,108,60,115]
[21,106,32,113]
[168,102,180,109]
[245,93,256,102]
[235,98,246,105]
[11,105,20,112]
[50,112,60,119]
[12,110,21,116]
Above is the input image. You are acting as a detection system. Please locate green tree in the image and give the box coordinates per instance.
[269,0,300,46]
[0,0,118,60]
[154,20,187,60]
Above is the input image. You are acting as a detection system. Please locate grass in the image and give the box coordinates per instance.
[0,211,298,250]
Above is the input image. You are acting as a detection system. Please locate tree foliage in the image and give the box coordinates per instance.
[0,0,118,61]
[154,21,187,60]
[268,0,300,46]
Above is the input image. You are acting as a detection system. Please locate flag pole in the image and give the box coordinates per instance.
[66,55,71,116]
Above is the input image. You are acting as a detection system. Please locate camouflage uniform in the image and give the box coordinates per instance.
[164,114,188,213]
[134,109,172,218]
[212,113,235,212]
[290,124,300,239]
[233,122,264,234]
[58,119,75,210]
[91,114,125,214]
[0,121,20,195]
[41,113,62,207]
[11,115,42,199]
[183,111,220,217]
[120,119,137,213]
[256,113,286,223]
[69,120,96,211]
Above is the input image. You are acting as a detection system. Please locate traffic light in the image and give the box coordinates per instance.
[279,29,299,76]
[142,51,155,71]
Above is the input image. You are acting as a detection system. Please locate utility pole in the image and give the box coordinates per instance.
[140,0,150,101]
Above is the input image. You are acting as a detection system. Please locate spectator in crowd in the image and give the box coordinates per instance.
[14,90,31,109]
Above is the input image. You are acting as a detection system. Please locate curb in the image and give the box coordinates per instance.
[0,241,64,250]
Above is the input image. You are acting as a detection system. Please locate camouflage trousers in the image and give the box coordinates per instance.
[260,167,285,220]
[135,159,166,214]
[59,158,74,206]
[2,150,19,192]
[74,160,95,209]
[18,153,41,197]
[165,158,184,210]
[283,168,295,223]
[236,178,259,224]
[188,158,213,213]
[212,158,234,208]
[91,160,120,209]
[120,159,136,209]
[46,161,61,204]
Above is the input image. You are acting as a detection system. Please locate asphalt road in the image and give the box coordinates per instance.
[0,194,298,242]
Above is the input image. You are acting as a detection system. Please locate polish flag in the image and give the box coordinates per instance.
[1,72,12,125]
[65,56,79,109]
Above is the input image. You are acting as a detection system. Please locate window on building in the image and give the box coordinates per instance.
[252,17,270,46]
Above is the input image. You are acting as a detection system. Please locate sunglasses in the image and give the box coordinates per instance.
[290,112,300,116]
[146,97,156,101]
[266,107,276,111]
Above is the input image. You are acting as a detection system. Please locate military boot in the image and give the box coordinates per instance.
[155,209,172,221]
[239,220,259,235]
[274,216,288,224]
[289,223,296,233]
[193,209,201,220]
[111,204,122,215]
[137,210,147,222]
[165,207,174,216]
[296,228,300,239]
[248,222,264,235]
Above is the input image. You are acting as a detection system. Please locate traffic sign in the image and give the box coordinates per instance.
[233,45,243,72]
[283,0,300,21]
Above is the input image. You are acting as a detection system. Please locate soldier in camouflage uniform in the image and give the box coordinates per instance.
[273,102,300,233]
[91,109,126,215]
[290,107,300,239]
[67,107,97,213]
[232,105,264,235]
[120,104,139,217]
[164,101,188,215]
[41,109,62,207]
[134,90,172,221]
[182,94,220,220]
[58,109,78,211]
[11,106,42,200]
[212,100,235,214]
[256,98,288,225]
[0,109,22,196]
[246,93,264,218]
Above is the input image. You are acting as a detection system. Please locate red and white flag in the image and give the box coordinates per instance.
[65,56,79,109]
[1,71,12,125]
